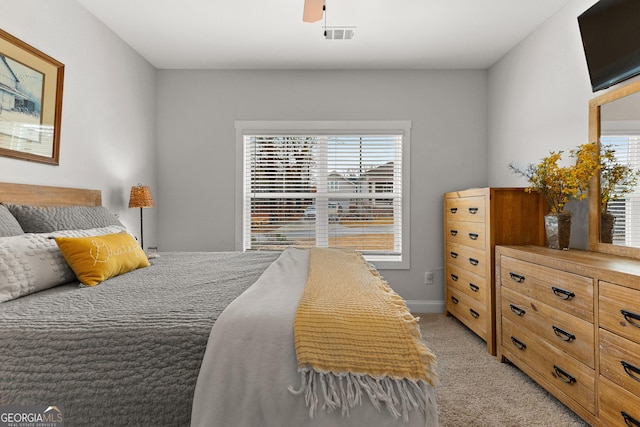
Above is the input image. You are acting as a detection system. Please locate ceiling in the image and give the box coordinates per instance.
[76,0,573,70]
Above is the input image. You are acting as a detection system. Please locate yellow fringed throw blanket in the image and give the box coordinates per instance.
[289,248,438,420]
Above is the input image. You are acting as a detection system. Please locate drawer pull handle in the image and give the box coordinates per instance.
[469,283,479,292]
[469,258,479,266]
[450,274,459,282]
[622,411,640,427]
[450,252,458,259]
[469,309,480,319]
[450,229,458,236]
[553,365,576,384]
[552,286,575,300]
[451,296,459,304]
[622,361,640,383]
[621,309,640,328]
[468,207,478,214]
[468,233,479,240]
[450,207,458,214]
[509,272,525,283]
[509,304,526,316]
[510,336,526,350]
[552,326,576,342]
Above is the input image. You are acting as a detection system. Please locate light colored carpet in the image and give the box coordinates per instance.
[416,314,590,427]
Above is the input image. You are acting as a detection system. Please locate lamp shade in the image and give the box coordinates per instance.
[128,185,155,208]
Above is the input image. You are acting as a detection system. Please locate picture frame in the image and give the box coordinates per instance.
[0,29,64,165]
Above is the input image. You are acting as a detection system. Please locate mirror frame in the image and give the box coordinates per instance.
[589,78,640,259]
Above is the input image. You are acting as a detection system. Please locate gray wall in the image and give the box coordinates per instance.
[487,0,600,249]
[156,69,489,310]
[0,0,158,244]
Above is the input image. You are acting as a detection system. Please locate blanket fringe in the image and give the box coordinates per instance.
[288,368,429,422]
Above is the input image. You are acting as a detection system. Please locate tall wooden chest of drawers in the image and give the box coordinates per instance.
[496,245,640,426]
[443,188,545,355]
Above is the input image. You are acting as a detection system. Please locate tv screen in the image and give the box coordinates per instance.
[578,0,640,92]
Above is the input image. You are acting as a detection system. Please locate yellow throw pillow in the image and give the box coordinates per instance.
[54,232,150,286]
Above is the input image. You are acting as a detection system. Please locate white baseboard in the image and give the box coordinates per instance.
[406,300,444,314]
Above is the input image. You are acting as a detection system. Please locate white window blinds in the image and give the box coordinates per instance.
[600,135,640,246]
[240,126,407,265]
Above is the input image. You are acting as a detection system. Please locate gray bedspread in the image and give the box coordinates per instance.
[0,251,279,427]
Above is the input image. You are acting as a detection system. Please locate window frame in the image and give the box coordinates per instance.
[235,120,411,269]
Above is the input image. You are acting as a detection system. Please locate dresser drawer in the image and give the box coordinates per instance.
[600,328,640,397]
[501,287,595,368]
[599,376,640,427]
[445,196,486,223]
[446,262,487,304]
[500,256,593,323]
[600,281,640,345]
[445,220,486,250]
[446,242,487,277]
[501,317,596,414]
[447,286,486,338]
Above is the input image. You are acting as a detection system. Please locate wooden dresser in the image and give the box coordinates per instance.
[443,188,545,355]
[496,245,640,426]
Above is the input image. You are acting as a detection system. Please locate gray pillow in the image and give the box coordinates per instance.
[3,203,124,233]
[0,204,24,237]
[0,225,126,302]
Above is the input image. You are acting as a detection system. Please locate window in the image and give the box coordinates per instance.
[235,121,410,268]
[601,135,640,246]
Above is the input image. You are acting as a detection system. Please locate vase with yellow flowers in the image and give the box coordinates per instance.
[599,144,640,243]
[509,142,599,250]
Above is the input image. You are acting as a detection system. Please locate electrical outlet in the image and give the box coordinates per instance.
[425,271,434,285]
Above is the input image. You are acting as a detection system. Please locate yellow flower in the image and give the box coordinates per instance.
[599,144,640,213]
[509,142,599,214]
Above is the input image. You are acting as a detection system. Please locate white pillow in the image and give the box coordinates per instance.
[0,225,126,303]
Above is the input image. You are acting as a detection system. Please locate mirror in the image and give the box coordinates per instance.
[589,79,640,258]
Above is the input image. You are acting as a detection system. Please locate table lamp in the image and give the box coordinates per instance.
[128,184,154,250]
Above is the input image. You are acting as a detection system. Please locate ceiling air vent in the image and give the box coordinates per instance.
[324,27,356,40]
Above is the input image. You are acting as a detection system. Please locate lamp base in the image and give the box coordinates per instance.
[146,246,159,259]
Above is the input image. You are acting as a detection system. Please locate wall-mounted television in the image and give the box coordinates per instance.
[578,0,640,92]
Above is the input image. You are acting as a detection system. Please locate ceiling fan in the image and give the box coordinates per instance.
[303,0,355,40]
[303,0,325,22]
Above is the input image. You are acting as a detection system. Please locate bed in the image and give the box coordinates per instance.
[0,183,438,427]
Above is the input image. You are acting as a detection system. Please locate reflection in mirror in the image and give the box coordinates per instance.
[589,79,640,258]
[600,95,640,246]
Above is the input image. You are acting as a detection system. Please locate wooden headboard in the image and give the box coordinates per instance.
[0,182,102,207]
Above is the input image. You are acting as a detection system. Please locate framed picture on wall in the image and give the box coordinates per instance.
[0,29,64,165]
